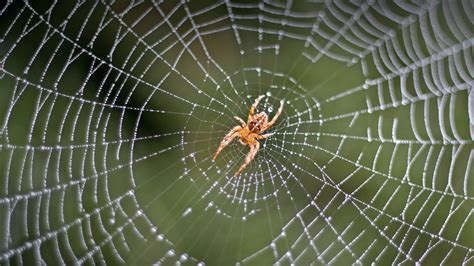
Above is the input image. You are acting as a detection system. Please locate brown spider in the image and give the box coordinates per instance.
[212,95,284,176]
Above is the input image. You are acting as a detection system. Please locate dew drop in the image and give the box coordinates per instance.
[167,249,175,257]
[180,254,188,262]
[182,207,192,217]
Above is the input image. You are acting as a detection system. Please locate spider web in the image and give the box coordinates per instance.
[0,0,473,264]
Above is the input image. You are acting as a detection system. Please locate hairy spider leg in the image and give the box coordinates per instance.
[234,141,260,176]
[256,133,274,139]
[247,95,265,123]
[234,116,246,128]
[262,100,284,131]
[212,125,242,161]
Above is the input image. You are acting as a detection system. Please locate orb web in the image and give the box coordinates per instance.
[0,0,473,265]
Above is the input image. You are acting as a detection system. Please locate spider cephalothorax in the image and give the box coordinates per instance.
[212,95,284,176]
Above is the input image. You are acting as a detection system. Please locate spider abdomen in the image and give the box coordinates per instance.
[248,122,262,133]
[248,112,268,133]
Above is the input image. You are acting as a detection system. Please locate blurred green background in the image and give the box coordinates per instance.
[0,0,473,265]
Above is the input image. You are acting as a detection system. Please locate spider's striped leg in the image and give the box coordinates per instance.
[256,133,274,139]
[247,95,265,123]
[234,116,246,128]
[234,141,260,176]
[263,100,284,131]
[212,126,241,161]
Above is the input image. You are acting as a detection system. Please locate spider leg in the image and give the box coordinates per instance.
[212,126,241,161]
[234,141,260,176]
[247,95,265,123]
[234,116,246,128]
[262,100,284,131]
[256,133,274,139]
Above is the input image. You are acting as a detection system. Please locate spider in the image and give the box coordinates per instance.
[212,95,284,176]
